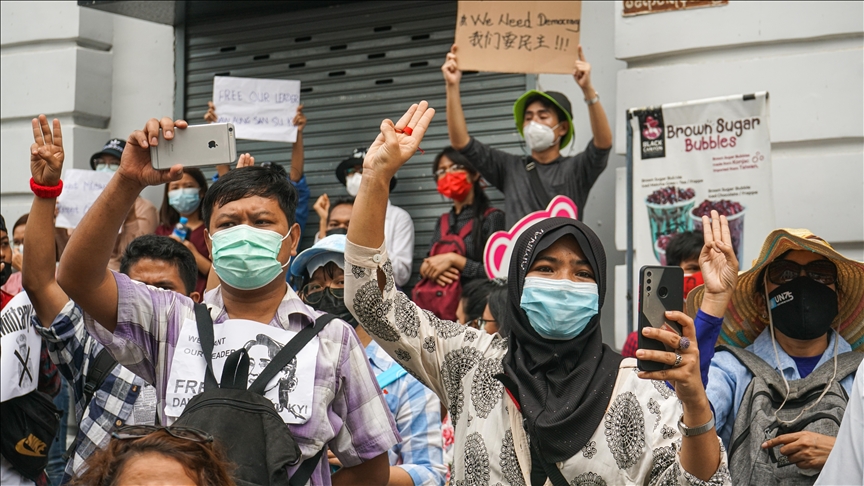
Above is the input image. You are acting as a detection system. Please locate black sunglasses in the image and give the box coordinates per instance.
[766,259,837,286]
[111,425,213,443]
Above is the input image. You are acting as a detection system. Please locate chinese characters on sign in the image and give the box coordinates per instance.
[622,0,728,17]
[455,1,582,74]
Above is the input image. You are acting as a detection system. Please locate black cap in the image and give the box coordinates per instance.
[90,138,126,169]
[335,147,397,191]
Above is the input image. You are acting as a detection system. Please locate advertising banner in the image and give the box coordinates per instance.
[630,92,773,270]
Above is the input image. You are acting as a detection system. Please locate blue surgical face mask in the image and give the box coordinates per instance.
[168,188,201,215]
[209,225,290,290]
[520,277,599,340]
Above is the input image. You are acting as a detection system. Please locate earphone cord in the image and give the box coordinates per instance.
[766,272,839,425]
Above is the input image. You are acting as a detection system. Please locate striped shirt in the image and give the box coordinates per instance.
[85,272,400,485]
[33,300,148,481]
[366,341,446,486]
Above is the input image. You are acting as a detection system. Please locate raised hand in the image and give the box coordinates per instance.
[30,115,65,187]
[293,105,307,132]
[573,45,593,92]
[699,209,739,316]
[236,153,255,169]
[119,117,187,189]
[363,101,435,181]
[441,45,462,87]
[204,101,218,123]
[313,194,330,220]
[637,311,704,403]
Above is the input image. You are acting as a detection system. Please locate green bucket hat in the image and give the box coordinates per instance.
[513,90,575,149]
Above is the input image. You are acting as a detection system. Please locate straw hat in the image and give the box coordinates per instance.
[686,228,864,351]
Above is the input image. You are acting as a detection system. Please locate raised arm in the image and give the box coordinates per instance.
[574,45,612,150]
[22,115,69,326]
[289,105,306,182]
[442,45,469,150]
[57,117,187,331]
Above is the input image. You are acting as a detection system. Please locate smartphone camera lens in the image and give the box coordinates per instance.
[659,287,668,298]
[646,286,651,292]
[647,271,652,277]
[228,127,233,132]
[646,279,652,284]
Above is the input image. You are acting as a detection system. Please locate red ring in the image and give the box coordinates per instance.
[402,126,413,136]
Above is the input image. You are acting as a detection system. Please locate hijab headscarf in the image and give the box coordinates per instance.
[501,217,623,463]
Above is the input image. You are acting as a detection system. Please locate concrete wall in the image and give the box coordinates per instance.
[611,1,864,348]
[539,0,627,347]
[0,1,174,227]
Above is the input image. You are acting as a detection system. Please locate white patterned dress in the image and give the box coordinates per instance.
[345,240,731,486]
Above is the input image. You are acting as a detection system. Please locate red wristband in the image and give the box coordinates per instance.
[30,178,63,199]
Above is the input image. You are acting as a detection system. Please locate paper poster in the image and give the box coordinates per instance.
[455,1,582,74]
[484,195,579,279]
[622,0,728,17]
[631,92,774,270]
[165,318,317,424]
[212,76,301,143]
[55,169,114,229]
[1,293,41,402]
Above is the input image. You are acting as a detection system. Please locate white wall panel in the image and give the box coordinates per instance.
[0,1,112,48]
[615,1,863,61]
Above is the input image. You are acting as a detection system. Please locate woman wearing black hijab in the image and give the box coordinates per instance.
[345,102,729,485]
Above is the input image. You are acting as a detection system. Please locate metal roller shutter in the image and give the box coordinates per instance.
[182,0,533,285]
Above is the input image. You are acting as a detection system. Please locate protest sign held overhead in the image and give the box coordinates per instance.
[55,169,114,229]
[455,1,582,74]
[630,92,774,270]
[212,76,301,143]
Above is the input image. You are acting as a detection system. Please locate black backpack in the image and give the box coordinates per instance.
[173,304,335,486]
[0,390,61,482]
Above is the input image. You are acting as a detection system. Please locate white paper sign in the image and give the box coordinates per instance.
[631,92,774,270]
[1,293,42,402]
[55,169,115,229]
[212,76,301,143]
[165,318,317,424]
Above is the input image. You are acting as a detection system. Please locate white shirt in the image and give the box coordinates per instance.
[815,358,864,486]
[384,200,414,287]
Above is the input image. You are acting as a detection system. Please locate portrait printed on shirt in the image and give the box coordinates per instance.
[165,318,317,424]
[1,293,42,402]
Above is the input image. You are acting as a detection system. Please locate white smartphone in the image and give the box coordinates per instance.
[150,123,237,169]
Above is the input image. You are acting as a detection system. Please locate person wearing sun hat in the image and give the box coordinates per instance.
[686,212,864,479]
[441,44,613,227]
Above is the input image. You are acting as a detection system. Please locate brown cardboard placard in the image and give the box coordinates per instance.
[455,1,582,75]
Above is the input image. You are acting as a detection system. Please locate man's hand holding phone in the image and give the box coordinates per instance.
[119,117,187,190]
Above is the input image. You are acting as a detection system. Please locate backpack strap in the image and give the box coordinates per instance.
[220,348,251,390]
[193,303,219,391]
[248,313,337,395]
[83,347,117,407]
[808,351,864,382]
[524,156,553,208]
[288,448,325,486]
[440,212,451,235]
[716,345,781,379]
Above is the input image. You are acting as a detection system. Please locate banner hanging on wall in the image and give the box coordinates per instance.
[630,92,773,270]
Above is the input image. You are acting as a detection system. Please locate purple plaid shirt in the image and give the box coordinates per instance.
[85,272,399,485]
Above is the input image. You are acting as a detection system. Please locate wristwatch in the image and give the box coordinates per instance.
[677,413,715,437]
[585,91,600,105]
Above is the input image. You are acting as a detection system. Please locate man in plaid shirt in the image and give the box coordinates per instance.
[22,116,205,481]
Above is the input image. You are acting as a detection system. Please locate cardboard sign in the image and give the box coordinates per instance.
[164,318,317,425]
[56,169,115,229]
[212,76,301,143]
[484,195,579,279]
[1,293,41,402]
[631,92,773,269]
[623,0,728,17]
[455,1,582,74]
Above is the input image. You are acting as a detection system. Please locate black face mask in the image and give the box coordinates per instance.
[0,261,11,286]
[305,290,357,328]
[325,228,348,237]
[768,276,838,341]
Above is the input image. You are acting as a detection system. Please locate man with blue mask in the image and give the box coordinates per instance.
[442,44,613,227]
[90,138,158,271]
[60,117,399,486]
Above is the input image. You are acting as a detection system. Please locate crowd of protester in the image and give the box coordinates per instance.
[0,42,861,486]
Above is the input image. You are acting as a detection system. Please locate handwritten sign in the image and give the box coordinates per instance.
[55,169,114,229]
[623,0,727,17]
[455,1,581,74]
[1,293,41,402]
[212,76,301,143]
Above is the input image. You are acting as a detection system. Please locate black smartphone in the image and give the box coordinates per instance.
[637,265,684,372]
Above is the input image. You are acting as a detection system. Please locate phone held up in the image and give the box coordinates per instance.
[637,265,684,372]
[150,123,237,169]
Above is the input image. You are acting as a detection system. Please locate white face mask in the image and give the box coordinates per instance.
[345,173,362,197]
[523,121,561,152]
